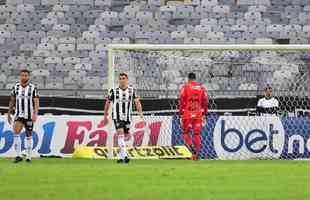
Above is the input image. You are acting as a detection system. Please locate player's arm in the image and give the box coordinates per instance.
[256,99,263,115]
[7,86,16,124]
[32,87,40,122]
[179,86,186,116]
[104,100,111,117]
[8,96,15,125]
[201,86,208,122]
[104,89,113,122]
[8,96,15,115]
[273,99,280,115]
[201,86,208,116]
[133,90,143,119]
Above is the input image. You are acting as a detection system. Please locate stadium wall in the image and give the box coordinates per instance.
[1,115,310,159]
[0,96,261,115]
[1,96,309,116]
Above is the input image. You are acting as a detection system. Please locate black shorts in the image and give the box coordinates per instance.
[15,117,34,131]
[114,120,131,134]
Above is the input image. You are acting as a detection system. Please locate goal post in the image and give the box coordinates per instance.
[107,44,310,160]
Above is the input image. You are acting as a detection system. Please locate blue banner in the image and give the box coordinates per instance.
[172,116,310,159]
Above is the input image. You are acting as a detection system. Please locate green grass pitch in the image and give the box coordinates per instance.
[0,158,309,200]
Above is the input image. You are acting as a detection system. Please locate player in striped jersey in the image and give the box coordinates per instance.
[257,85,279,116]
[7,69,39,163]
[104,73,143,164]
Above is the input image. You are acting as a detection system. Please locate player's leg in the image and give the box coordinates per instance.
[122,121,131,163]
[192,118,203,160]
[182,118,195,153]
[114,120,129,163]
[24,120,34,162]
[12,119,24,163]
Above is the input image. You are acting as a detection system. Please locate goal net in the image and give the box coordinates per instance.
[107,44,310,160]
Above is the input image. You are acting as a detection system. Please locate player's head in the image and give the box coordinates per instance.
[264,85,273,98]
[188,72,196,82]
[20,69,31,84]
[119,73,129,88]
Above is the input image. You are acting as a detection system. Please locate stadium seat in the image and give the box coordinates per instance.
[59,37,76,44]
[63,57,81,65]
[27,57,45,65]
[248,5,267,12]
[33,50,51,57]
[53,24,71,32]
[7,0,23,6]
[200,18,218,26]
[75,63,92,71]
[171,31,187,38]
[290,37,308,44]
[201,0,218,7]
[46,82,64,89]
[255,38,273,44]
[213,5,230,14]
[45,57,62,65]
[20,43,37,51]
[184,37,201,44]
[94,0,112,6]
[38,43,56,51]
[0,0,309,94]
[112,37,130,44]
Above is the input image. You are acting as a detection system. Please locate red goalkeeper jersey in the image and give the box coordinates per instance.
[179,81,208,119]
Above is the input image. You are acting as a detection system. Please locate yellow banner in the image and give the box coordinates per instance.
[72,146,192,159]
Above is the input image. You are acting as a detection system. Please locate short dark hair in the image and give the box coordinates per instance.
[20,69,31,75]
[188,72,196,80]
[119,73,128,79]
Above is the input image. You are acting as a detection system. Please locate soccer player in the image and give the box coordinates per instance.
[104,73,143,164]
[257,85,279,116]
[7,69,39,163]
[179,72,208,160]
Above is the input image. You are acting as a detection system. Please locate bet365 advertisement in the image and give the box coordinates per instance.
[1,115,310,159]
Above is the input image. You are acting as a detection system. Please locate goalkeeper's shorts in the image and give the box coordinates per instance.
[182,117,202,134]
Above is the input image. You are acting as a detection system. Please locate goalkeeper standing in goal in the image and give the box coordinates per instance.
[104,73,143,164]
[179,72,208,160]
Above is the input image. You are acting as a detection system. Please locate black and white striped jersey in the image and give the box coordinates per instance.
[108,86,137,122]
[11,82,39,120]
[257,97,279,116]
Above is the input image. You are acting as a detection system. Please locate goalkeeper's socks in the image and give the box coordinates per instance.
[13,134,22,158]
[118,134,127,159]
[193,134,201,155]
[25,136,32,160]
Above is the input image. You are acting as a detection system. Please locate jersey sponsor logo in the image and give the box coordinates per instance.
[17,96,31,99]
[72,146,192,159]
[191,85,201,90]
[116,99,131,103]
[213,116,285,159]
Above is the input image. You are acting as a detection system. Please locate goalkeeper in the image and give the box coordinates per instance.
[179,72,208,160]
